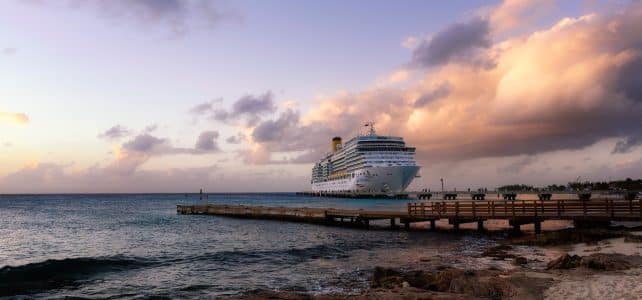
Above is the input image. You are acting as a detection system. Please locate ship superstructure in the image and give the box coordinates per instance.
[311,123,420,193]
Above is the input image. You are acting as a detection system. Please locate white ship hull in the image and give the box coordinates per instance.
[311,166,420,193]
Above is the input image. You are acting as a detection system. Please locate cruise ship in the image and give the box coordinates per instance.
[311,123,420,193]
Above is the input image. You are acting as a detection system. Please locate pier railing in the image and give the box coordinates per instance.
[407,198,642,221]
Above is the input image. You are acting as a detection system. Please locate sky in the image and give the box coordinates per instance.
[1,0,642,193]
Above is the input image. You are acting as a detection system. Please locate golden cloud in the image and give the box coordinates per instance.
[0,111,29,125]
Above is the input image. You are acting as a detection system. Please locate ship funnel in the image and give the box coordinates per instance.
[332,137,342,152]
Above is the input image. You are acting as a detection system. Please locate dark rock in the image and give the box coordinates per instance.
[547,253,632,271]
[624,234,642,243]
[546,254,581,270]
[431,268,465,291]
[481,244,516,260]
[366,266,560,300]
[370,267,403,289]
[513,256,528,266]
[580,254,631,271]
[445,269,509,299]
[235,290,314,300]
[402,270,434,290]
[510,228,628,246]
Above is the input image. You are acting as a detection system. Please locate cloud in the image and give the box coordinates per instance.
[402,36,420,49]
[241,1,642,166]
[1,48,17,55]
[95,130,221,176]
[409,17,493,68]
[225,132,245,144]
[615,54,642,102]
[239,108,337,164]
[0,161,220,193]
[612,136,642,154]
[414,82,450,107]
[143,124,158,133]
[26,0,237,37]
[0,111,29,125]
[105,151,149,175]
[388,69,410,84]
[252,109,299,143]
[496,155,537,174]
[489,0,555,34]
[120,131,220,155]
[122,133,171,153]
[0,161,311,193]
[190,91,276,125]
[194,130,219,152]
[212,109,230,121]
[98,125,131,141]
[189,98,222,115]
[232,92,276,115]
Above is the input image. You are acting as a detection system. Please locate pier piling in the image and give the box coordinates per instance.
[534,220,542,234]
[403,220,410,231]
[452,221,460,231]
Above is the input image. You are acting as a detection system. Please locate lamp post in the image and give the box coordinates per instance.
[440,178,444,193]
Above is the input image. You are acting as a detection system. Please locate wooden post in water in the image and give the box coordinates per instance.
[472,201,476,219]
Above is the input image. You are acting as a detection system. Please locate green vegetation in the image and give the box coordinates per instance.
[497,178,642,192]
[498,184,535,192]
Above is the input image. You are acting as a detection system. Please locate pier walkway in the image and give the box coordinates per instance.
[178,197,641,233]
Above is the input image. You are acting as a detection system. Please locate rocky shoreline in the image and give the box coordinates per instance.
[228,227,642,300]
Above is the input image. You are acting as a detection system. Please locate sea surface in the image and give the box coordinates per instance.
[0,193,499,299]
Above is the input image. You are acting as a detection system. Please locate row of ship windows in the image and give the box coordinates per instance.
[320,151,414,160]
[328,157,414,167]
[329,157,414,166]
[314,160,415,174]
[315,157,415,169]
[312,171,382,182]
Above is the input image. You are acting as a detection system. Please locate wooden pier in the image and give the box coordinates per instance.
[296,190,640,201]
[178,197,641,233]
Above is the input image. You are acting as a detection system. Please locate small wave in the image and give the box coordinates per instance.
[181,240,380,268]
[0,255,153,297]
[179,284,212,292]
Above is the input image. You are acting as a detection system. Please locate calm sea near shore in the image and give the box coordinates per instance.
[1,193,506,298]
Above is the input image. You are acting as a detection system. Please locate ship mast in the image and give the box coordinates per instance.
[364,121,376,136]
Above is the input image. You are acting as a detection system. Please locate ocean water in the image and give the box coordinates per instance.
[0,194,498,299]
